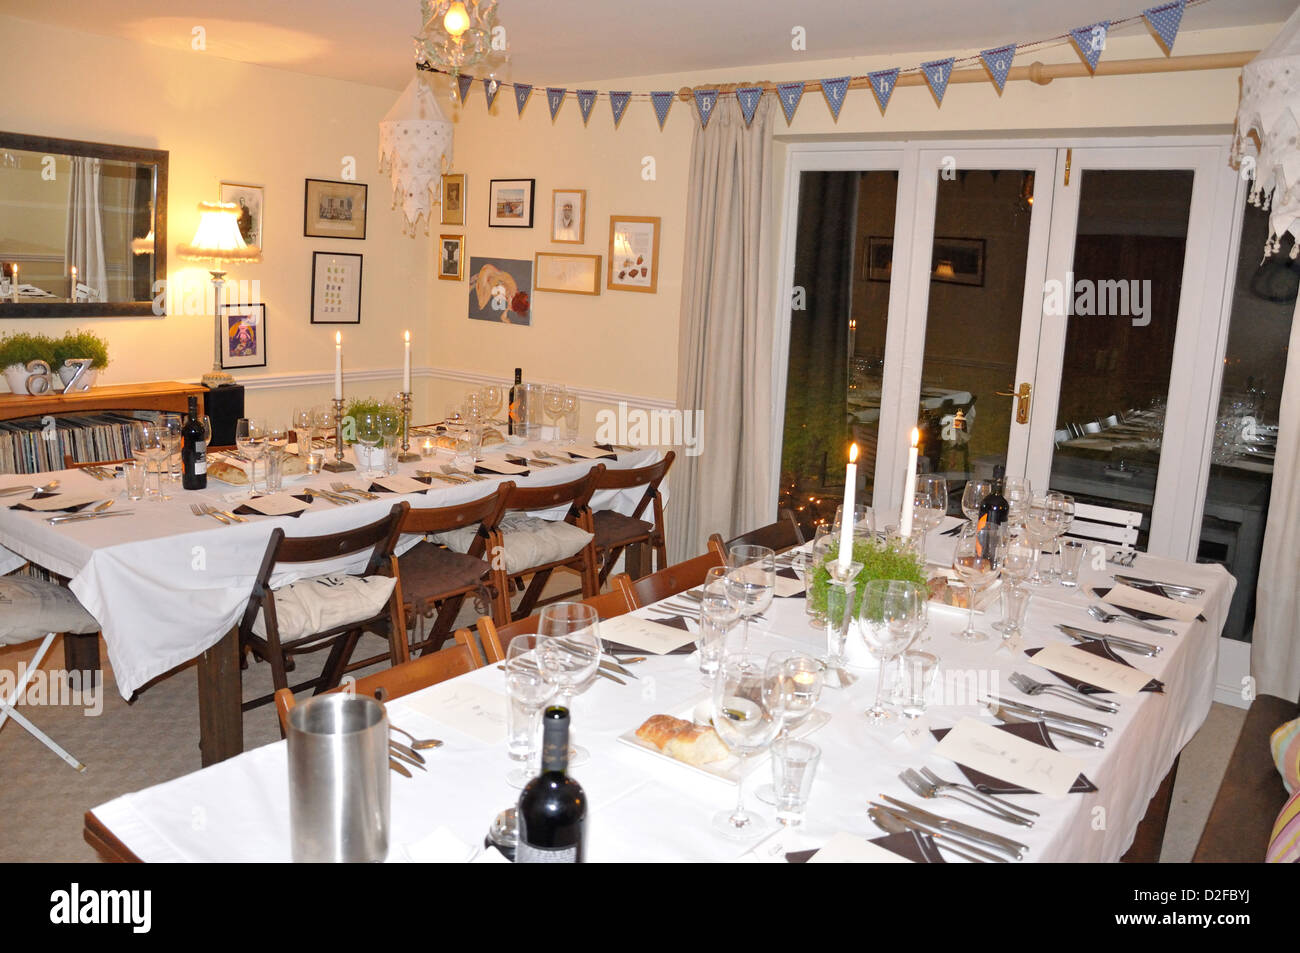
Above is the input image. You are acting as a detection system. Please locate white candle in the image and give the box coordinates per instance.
[403,330,411,393]
[837,443,859,573]
[334,332,343,401]
[10,264,17,302]
[900,427,920,537]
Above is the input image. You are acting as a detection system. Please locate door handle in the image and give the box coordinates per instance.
[996,383,1032,424]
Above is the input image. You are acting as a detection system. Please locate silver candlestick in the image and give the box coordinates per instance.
[397,391,420,462]
[322,396,355,472]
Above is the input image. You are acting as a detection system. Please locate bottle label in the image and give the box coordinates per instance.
[514,843,578,864]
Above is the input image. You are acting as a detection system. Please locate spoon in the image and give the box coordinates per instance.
[92,499,115,513]
[391,724,443,749]
[0,480,60,497]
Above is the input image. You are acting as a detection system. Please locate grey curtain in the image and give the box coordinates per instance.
[65,157,107,302]
[670,94,777,562]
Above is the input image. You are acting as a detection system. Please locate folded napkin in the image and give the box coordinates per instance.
[787,830,943,863]
[367,476,432,494]
[232,493,313,518]
[605,615,696,655]
[475,459,530,476]
[931,721,1098,795]
[1093,585,1206,623]
[10,492,99,513]
[1025,641,1164,694]
[564,444,618,461]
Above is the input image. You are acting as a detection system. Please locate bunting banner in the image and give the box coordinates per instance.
[546,87,566,120]
[736,86,763,126]
[457,74,474,104]
[1070,21,1111,71]
[514,82,532,115]
[777,81,805,123]
[867,68,899,112]
[980,44,1017,93]
[821,76,851,119]
[651,90,674,129]
[1143,1,1185,53]
[482,76,502,109]
[694,88,718,127]
[921,58,955,104]
[577,89,597,124]
[610,90,631,126]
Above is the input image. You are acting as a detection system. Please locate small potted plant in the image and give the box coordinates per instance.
[51,329,110,391]
[0,332,57,394]
[807,536,929,618]
[343,397,402,472]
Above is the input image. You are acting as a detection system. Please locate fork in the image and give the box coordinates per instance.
[191,502,231,524]
[899,768,1034,827]
[441,464,484,482]
[301,488,351,505]
[331,482,380,500]
[1087,603,1174,635]
[202,502,248,523]
[1009,671,1119,713]
[918,767,1040,820]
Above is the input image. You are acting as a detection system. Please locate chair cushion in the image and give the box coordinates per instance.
[1267,789,1300,863]
[252,573,397,641]
[396,541,489,602]
[592,510,654,550]
[1272,717,1300,795]
[434,513,593,575]
[0,577,99,645]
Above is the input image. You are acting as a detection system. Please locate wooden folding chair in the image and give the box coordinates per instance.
[590,451,675,585]
[616,550,723,608]
[1063,500,1143,550]
[707,509,805,560]
[477,585,635,663]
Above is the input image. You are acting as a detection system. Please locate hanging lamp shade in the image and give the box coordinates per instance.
[1233,8,1300,258]
[378,76,455,235]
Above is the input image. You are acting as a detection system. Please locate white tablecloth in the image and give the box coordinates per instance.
[90,525,1233,862]
[0,441,662,698]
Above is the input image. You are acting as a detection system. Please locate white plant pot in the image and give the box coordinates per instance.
[57,363,99,392]
[3,363,33,394]
[351,444,388,472]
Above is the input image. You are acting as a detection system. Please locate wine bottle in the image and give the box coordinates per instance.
[978,464,1009,531]
[516,706,585,863]
[181,396,207,490]
[507,367,523,436]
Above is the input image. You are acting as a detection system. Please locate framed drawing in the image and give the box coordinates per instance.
[488,178,535,228]
[303,178,367,240]
[310,251,363,324]
[220,182,264,249]
[468,257,532,325]
[440,172,465,226]
[535,253,601,295]
[218,302,266,369]
[607,215,660,293]
[550,188,586,243]
[439,234,464,281]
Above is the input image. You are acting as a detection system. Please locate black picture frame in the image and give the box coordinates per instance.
[309,251,363,324]
[218,302,267,369]
[488,178,536,228]
[303,178,368,240]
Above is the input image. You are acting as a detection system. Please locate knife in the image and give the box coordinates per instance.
[988,703,1106,749]
[1112,574,1205,598]
[47,510,135,525]
[1057,623,1161,658]
[389,739,426,765]
[986,695,1110,735]
[389,747,427,771]
[878,796,1028,860]
[599,657,638,680]
[867,806,998,863]
[92,499,116,513]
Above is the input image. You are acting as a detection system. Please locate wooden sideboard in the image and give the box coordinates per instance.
[0,380,204,423]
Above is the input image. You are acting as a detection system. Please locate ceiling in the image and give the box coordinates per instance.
[1,0,1293,90]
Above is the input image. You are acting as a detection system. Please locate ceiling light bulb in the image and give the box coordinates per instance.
[443,2,471,37]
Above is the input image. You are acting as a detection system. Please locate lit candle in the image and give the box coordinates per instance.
[900,427,920,537]
[403,330,411,393]
[69,265,77,301]
[421,438,434,457]
[334,332,343,401]
[837,443,859,573]
[10,263,17,302]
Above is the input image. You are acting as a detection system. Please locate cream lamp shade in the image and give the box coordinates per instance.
[179,202,262,262]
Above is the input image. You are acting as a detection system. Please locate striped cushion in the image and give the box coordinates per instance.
[1271,717,1300,795]
[1266,789,1300,863]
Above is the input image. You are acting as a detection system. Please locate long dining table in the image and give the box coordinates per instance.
[0,437,663,765]
[83,521,1234,863]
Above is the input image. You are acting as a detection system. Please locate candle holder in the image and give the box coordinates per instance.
[322,396,356,472]
[397,391,420,463]
[822,560,862,689]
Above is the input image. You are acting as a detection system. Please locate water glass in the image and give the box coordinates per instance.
[697,567,736,676]
[725,544,775,653]
[382,433,399,475]
[901,651,938,718]
[770,738,821,827]
[859,580,925,722]
[123,461,146,500]
[999,583,1030,640]
[264,449,284,492]
[562,390,580,442]
[1058,540,1086,587]
[504,635,556,787]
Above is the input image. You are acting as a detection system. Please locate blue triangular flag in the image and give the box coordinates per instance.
[921,58,955,104]
[979,44,1016,93]
[482,77,502,109]
[693,89,718,128]
[546,87,566,120]
[514,82,533,115]
[820,76,850,119]
[776,81,804,123]
[577,89,597,125]
[735,86,763,126]
[1070,21,1110,71]
[610,90,631,126]
[650,90,674,129]
[457,74,474,104]
[867,69,898,112]
[1143,1,1185,53]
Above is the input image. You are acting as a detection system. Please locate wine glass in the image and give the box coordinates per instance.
[951,522,1001,642]
[804,527,836,627]
[698,566,739,678]
[711,652,781,838]
[725,544,775,652]
[535,603,602,765]
[961,478,994,529]
[353,411,384,477]
[481,383,503,424]
[293,408,315,454]
[754,651,824,806]
[463,390,485,424]
[831,503,875,546]
[234,418,267,496]
[858,580,924,722]
[1024,493,1070,585]
[504,635,557,788]
[265,421,290,491]
[992,528,1036,634]
[561,390,580,443]
[159,414,183,484]
[912,474,948,557]
[543,386,565,445]
[1004,477,1032,528]
[131,421,168,500]
[1040,492,1075,585]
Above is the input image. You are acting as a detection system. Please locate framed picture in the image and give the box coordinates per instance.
[440,173,465,226]
[468,257,533,325]
[310,251,363,324]
[865,235,985,286]
[535,252,601,296]
[607,215,660,293]
[220,182,264,250]
[218,302,266,369]
[304,178,367,240]
[864,236,894,281]
[550,188,586,243]
[488,178,535,228]
[439,234,464,281]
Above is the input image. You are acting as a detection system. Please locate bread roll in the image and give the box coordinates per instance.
[635,714,730,766]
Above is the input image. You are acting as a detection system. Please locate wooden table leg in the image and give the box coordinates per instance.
[197,627,242,767]
[63,632,101,687]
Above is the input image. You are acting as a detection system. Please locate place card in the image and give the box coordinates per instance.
[11,491,106,512]
[370,475,431,495]
[239,493,311,517]
[474,459,530,476]
[1103,583,1201,623]
[1031,642,1151,696]
[597,615,698,655]
[773,573,805,598]
[564,445,618,460]
[933,717,1084,798]
[400,682,507,745]
[808,832,914,864]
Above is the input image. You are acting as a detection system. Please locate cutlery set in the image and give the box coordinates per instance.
[1086,603,1174,636]
[80,466,118,481]
[0,480,60,497]
[190,503,248,525]
[387,726,443,777]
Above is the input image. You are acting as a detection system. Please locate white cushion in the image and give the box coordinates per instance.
[433,513,593,575]
[252,573,397,640]
[0,577,99,645]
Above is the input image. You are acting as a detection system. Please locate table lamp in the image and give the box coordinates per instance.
[179,201,261,387]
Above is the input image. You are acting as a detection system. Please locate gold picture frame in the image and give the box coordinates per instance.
[551,188,586,244]
[440,172,465,226]
[438,235,464,281]
[534,252,602,295]
[607,215,660,293]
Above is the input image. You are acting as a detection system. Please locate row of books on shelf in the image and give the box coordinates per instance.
[0,413,141,475]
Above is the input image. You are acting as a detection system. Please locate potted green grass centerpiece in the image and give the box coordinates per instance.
[0,331,57,394]
[51,329,110,391]
[807,535,929,617]
[343,397,402,472]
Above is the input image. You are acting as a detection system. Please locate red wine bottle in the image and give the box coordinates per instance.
[181,396,207,490]
[516,706,585,863]
[507,367,523,436]
[978,464,1009,530]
